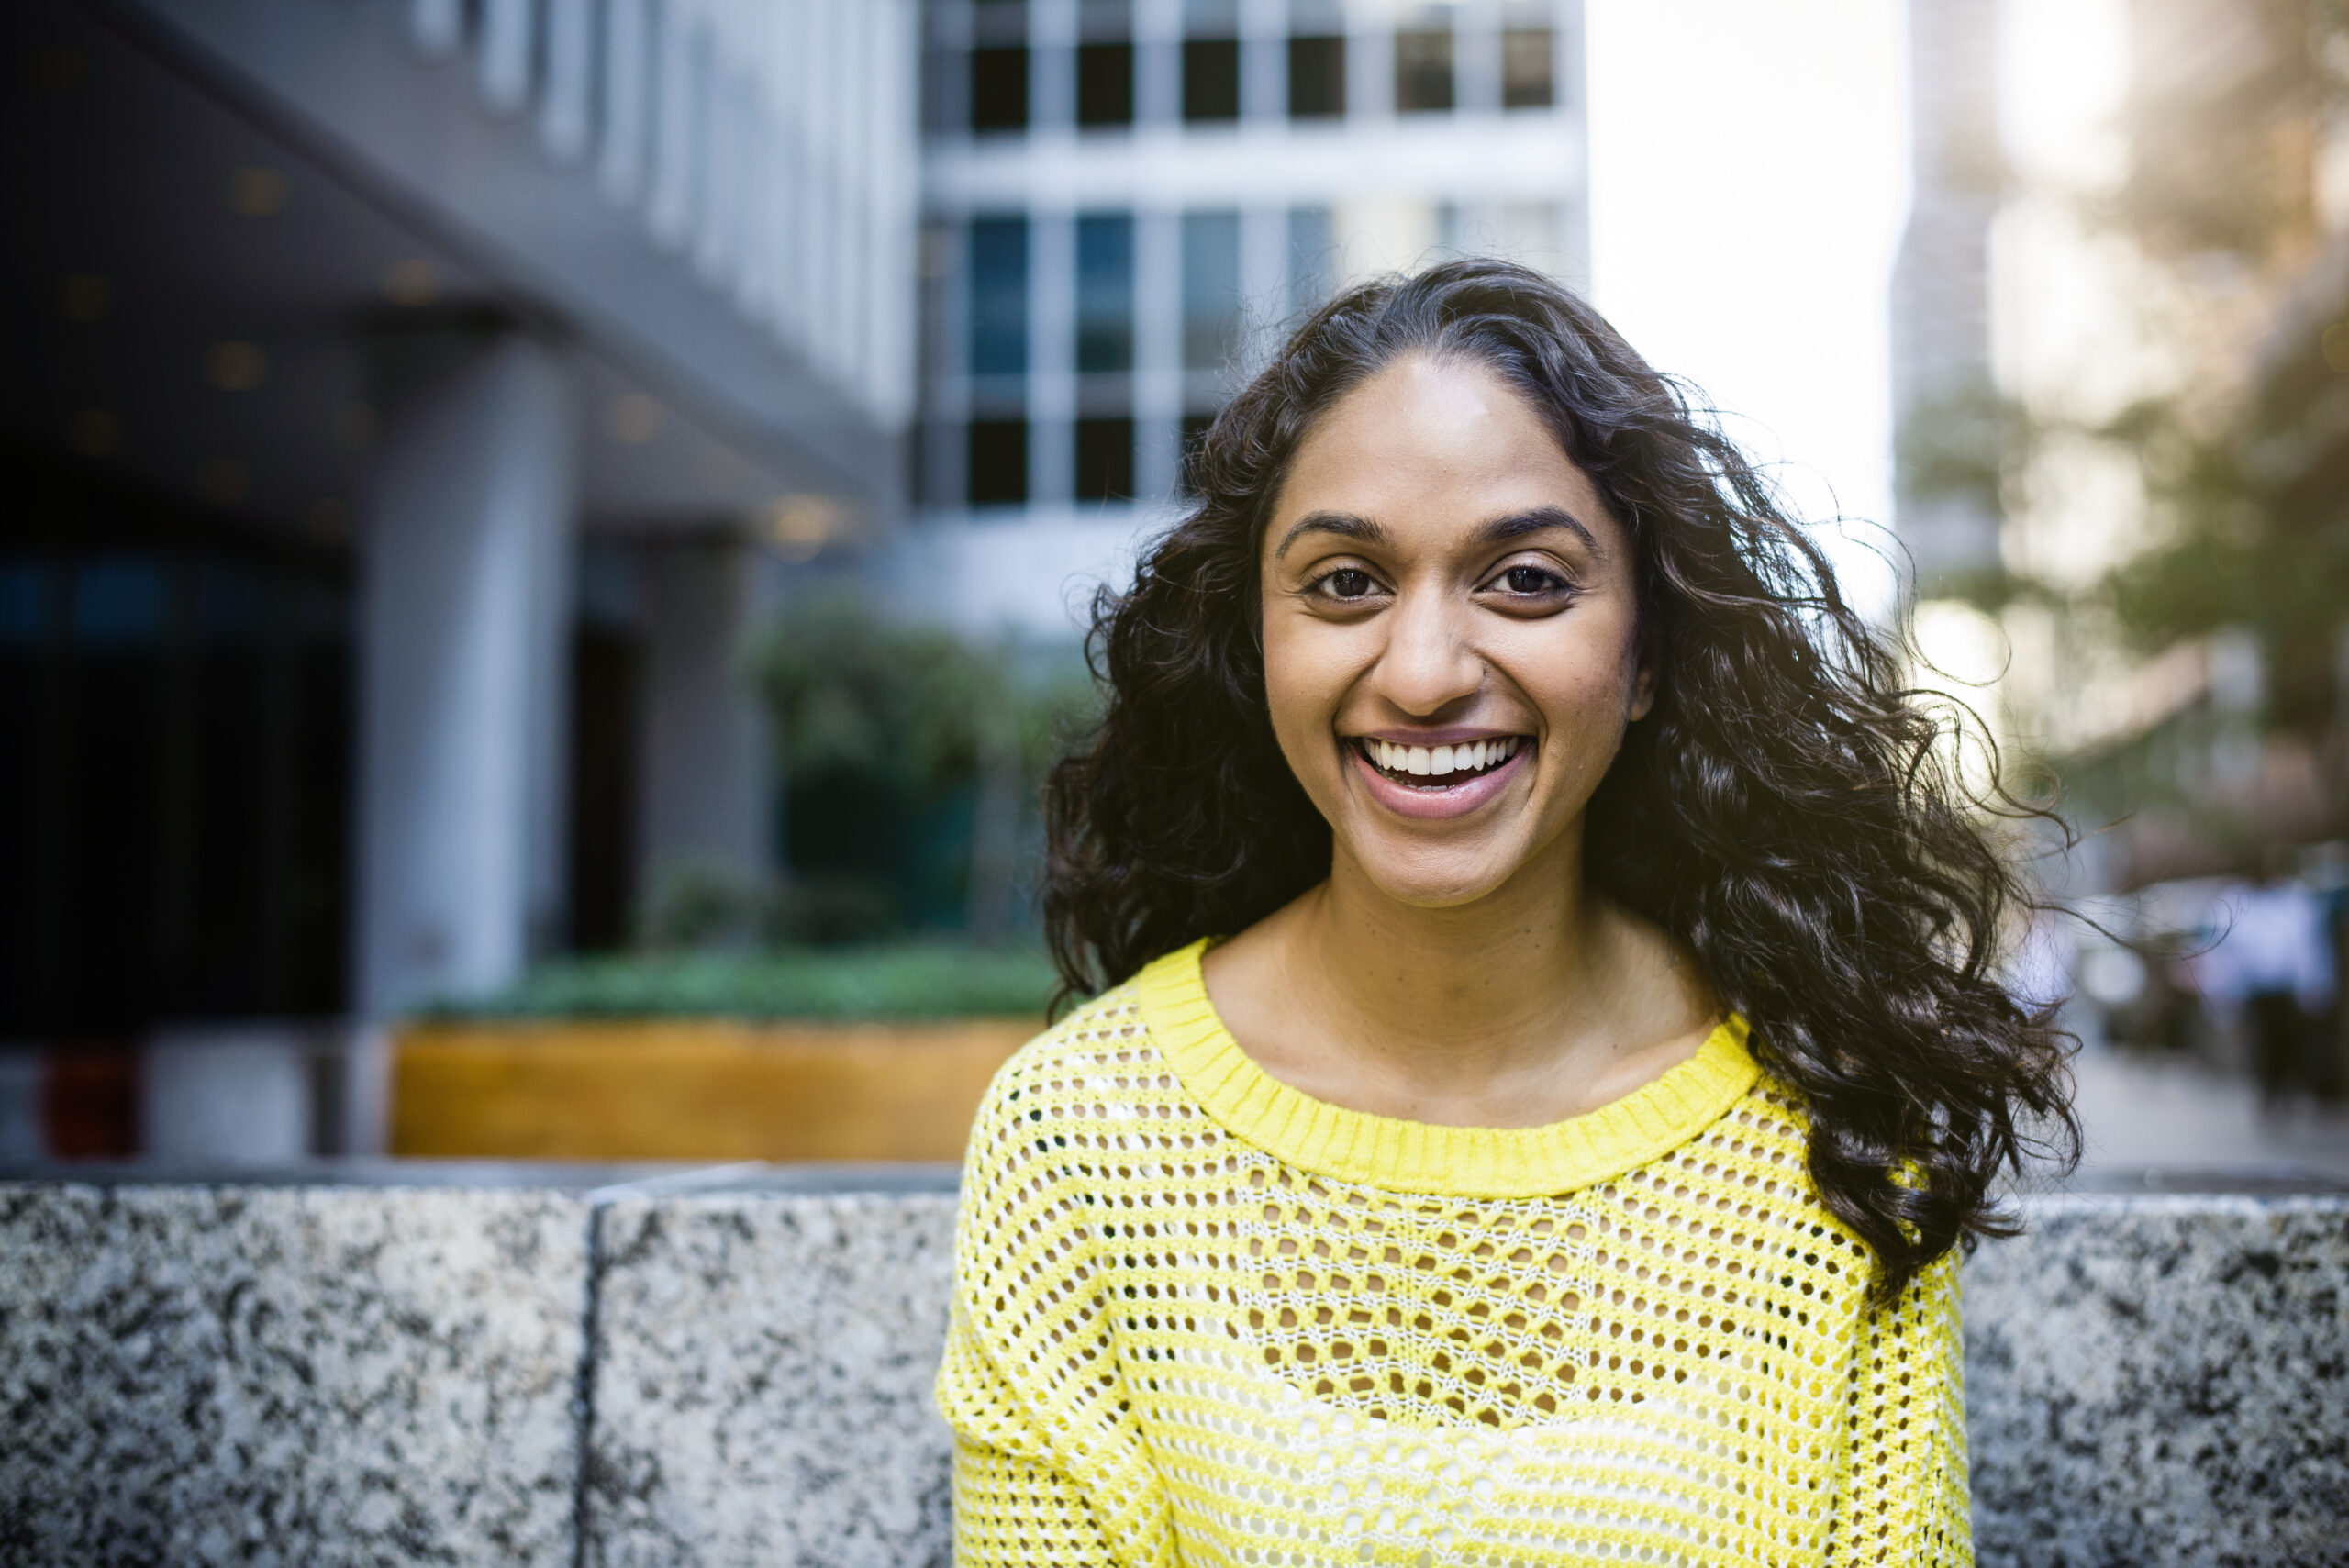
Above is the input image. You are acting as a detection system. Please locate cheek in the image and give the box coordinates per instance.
[1261,619,1341,758]
[1514,615,1645,740]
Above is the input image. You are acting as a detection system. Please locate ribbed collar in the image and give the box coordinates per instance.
[1132,938,1760,1198]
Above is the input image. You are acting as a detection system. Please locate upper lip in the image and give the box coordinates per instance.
[1349,728,1531,747]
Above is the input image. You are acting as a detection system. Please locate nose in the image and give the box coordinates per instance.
[1373,586,1483,717]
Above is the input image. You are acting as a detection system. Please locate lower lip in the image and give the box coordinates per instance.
[1348,742,1531,820]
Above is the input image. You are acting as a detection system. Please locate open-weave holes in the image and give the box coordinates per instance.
[941,974,1971,1568]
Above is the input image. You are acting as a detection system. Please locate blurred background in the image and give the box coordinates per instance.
[0,0,2342,1178]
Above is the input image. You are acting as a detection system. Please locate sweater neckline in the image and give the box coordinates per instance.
[1132,938,1761,1198]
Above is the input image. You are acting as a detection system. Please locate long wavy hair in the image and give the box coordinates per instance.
[1044,258,2076,1301]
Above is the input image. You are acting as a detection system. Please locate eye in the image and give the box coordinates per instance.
[1495,564,1568,595]
[1311,567,1382,600]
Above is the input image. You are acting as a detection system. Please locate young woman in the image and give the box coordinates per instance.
[937,261,2075,1567]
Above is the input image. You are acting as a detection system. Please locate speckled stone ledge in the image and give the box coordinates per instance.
[582,1169,960,1568]
[3,1171,2341,1567]
[1965,1191,2349,1568]
[0,1175,596,1568]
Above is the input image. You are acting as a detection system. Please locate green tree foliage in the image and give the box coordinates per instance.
[2086,0,2349,735]
[751,593,1098,940]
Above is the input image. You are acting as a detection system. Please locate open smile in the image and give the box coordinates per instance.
[1345,734,1533,819]
[1355,735,1525,784]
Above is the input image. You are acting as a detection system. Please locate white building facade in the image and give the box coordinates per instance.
[904,0,1589,638]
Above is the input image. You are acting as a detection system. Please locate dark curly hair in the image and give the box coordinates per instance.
[1044,258,2076,1302]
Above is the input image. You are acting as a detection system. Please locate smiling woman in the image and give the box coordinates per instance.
[935,261,2076,1567]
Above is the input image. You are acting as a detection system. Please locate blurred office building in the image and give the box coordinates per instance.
[897,0,1589,634]
[1889,0,2000,590]
[3,0,1593,1160]
[2,0,918,1153]
[1892,0,2349,1130]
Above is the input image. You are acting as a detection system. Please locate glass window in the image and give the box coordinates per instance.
[1076,42,1133,126]
[921,44,960,136]
[1183,38,1240,121]
[1287,206,1337,312]
[967,419,1029,506]
[969,217,1029,378]
[1075,213,1135,373]
[969,4,1030,133]
[1287,35,1345,118]
[1502,28,1554,108]
[1176,413,1217,495]
[69,558,166,645]
[1394,27,1453,113]
[970,46,1029,131]
[1074,417,1135,501]
[1181,210,1241,371]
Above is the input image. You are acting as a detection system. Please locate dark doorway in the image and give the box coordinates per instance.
[0,445,352,1039]
[568,621,640,951]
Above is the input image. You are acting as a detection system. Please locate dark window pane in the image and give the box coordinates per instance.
[1076,41,1133,126]
[1075,213,1134,373]
[1182,38,1240,121]
[971,46,1029,132]
[1074,417,1135,501]
[1502,28,1554,108]
[969,217,1028,377]
[1287,35,1345,117]
[1394,28,1453,113]
[968,419,1029,506]
[1181,210,1241,371]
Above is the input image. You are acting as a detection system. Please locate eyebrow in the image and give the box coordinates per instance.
[1273,504,1601,561]
[1274,510,1389,559]
[1475,505,1602,556]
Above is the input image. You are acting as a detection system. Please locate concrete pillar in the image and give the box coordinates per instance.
[356,335,575,1017]
[637,540,772,903]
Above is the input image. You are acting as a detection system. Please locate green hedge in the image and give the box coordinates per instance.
[423,942,1063,1022]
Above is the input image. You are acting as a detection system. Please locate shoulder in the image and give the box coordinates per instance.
[1711,1067,1815,1165]
[970,980,1155,1130]
[952,976,1188,1287]
[1674,1063,1865,1243]
[957,976,1173,1196]
[1693,1069,1947,1311]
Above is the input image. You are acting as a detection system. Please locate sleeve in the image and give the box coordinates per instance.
[934,1052,1174,1568]
[1824,1248,1973,1568]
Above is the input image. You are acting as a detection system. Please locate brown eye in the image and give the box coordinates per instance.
[1501,565,1564,595]
[1321,568,1376,599]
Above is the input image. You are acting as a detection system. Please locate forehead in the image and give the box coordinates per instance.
[1268,354,1620,550]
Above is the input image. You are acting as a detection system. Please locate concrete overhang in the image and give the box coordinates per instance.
[86,0,899,517]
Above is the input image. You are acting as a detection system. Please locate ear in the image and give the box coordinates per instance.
[1626,631,1660,723]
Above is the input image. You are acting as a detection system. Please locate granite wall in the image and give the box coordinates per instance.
[1,1167,2342,1568]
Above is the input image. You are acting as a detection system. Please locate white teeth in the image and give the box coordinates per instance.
[1363,736,1526,781]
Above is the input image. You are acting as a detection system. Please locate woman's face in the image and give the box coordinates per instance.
[1260,353,1653,909]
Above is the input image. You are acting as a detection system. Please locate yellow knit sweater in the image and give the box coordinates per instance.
[937,940,1971,1567]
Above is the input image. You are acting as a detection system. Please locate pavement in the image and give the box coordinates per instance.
[2065,1042,2349,1181]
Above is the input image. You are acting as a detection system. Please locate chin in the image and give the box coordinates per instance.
[1352,840,1520,910]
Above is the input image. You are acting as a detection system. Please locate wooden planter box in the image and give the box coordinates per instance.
[390,1017,1038,1162]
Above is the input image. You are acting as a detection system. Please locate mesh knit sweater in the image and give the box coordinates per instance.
[937,940,1971,1567]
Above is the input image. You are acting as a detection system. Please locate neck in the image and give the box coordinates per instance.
[1286,829,1631,1087]
[1202,820,1720,1127]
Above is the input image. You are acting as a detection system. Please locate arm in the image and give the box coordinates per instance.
[934,1055,1174,1568]
[939,1300,1172,1567]
[1824,1249,1973,1567]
